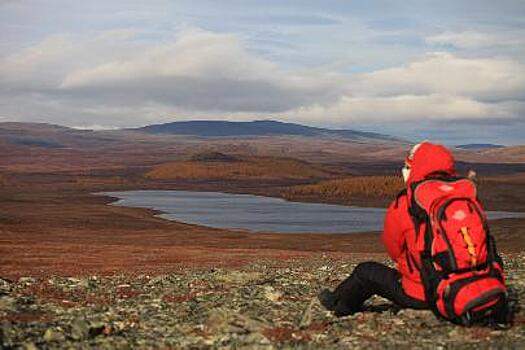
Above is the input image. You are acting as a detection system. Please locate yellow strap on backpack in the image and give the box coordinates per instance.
[460,226,477,266]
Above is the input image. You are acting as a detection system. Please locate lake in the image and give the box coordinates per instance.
[101,190,525,234]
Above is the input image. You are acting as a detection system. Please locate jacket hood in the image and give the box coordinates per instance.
[406,142,456,185]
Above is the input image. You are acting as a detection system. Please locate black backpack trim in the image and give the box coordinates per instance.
[443,268,506,324]
[394,188,407,209]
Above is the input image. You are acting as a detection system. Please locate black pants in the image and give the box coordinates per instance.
[330,261,427,316]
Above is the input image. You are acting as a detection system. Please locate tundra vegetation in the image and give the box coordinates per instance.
[282,176,404,202]
[145,156,338,181]
[1,255,524,349]
[1,123,524,348]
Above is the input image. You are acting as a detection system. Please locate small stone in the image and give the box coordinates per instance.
[22,342,38,350]
[299,297,316,329]
[0,297,16,310]
[241,332,272,346]
[0,278,11,295]
[448,328,460,337]
[71,318,90,340]
[16,295,35,306]
[263,286,282,302]
[148,276,165,286]
[18,277,36,285]
[44,328,66,342]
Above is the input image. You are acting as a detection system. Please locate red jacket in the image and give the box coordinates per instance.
[382,142,456,301]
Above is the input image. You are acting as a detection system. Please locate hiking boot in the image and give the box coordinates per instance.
[318,289,337,311]
[333,304,355,317]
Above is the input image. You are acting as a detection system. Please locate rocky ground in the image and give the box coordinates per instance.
[1,254,524,349]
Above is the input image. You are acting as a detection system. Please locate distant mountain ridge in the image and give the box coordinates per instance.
[2,121,525,169]
[131,120,403,143]
[456,144,505,150]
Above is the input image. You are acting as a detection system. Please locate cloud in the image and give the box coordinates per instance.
[0,28,524,131]
[0,28,344,116]
[281,94,525,125]
[351,52,525,102]
[59,29,277,88]
[278,52,525,126]
[0,29,141,89]
[426,30,525,49]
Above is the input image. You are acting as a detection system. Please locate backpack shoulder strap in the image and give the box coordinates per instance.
[407,180,427,235]
[419,217,444,320]
[394,188,407,209]
[408,177,445,318]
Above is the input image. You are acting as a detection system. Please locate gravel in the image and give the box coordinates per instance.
[1,254,524,349]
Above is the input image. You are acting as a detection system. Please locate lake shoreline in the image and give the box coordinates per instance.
[100,190,390,234]
[1,174,525,279]
[100,189,525,235]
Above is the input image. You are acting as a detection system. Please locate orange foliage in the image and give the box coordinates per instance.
[283,176,404,200]
[74,176,129,185]
[145,158,331,181]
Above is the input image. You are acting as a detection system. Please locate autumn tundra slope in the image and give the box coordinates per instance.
[1,121,525,348]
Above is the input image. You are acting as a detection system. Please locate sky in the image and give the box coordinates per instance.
[1,1,525,145]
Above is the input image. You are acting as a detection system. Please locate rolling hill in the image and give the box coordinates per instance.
[131,120,404,143]
[145,153,341,181]
[2,121,524,173]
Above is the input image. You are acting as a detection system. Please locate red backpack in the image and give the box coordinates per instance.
[409,174,508,326]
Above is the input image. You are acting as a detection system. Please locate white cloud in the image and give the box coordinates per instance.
[277,51,525,125]
[281,94,525,124]
[0,29,141,89]
[59,28,278,88]
[0,28,344,115]
[0,28,524,129]
[352,52,525,101]
[276,51,525,125]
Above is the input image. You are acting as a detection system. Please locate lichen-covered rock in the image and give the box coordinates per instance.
[43,327,66,342]
[0,254,524,349]
[0,278,12,296]
[71,318,90,340]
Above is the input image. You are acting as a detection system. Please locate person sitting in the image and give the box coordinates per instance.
[318,141,510,327]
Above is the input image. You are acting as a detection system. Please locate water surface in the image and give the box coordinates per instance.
[102,190,525,234]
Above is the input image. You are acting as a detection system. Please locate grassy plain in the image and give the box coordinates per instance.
[1,156,524,278]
